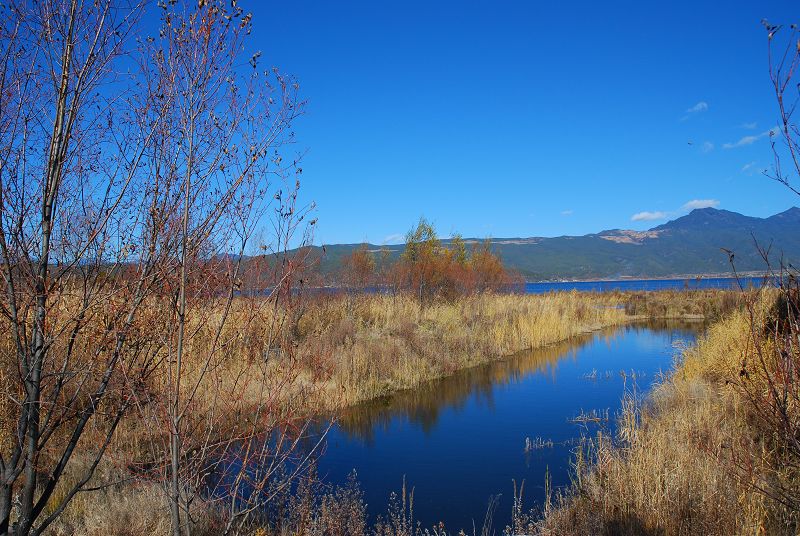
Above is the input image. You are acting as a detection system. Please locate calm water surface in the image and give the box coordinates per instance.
[525,275,767,293]
[309,276,769,297]
[317,321,701,531]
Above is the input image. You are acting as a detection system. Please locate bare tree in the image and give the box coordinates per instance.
[131,3,327,535]
[0,2,168,534]
[724,19,800,521]
[0,1,321,534]
[765,20,800,197]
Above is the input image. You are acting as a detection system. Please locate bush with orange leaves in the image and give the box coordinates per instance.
[339,218,521,300]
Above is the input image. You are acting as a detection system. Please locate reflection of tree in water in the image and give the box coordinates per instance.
[335,320,703,444]
[609,320,704,360]
[334,335,593,443]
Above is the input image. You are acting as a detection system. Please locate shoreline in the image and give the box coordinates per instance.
[324,313,708,414]
[321,318,627,418]
[311,273,771,289]
[320,314,634,412]
[525,272,771,284]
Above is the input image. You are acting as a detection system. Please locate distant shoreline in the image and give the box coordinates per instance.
[526,272,771,284]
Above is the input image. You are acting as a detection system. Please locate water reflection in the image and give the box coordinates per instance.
[319,320,702,530]
[335,333,594,442]
[335,320,699,443]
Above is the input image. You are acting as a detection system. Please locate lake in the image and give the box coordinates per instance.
[524,275,768,294]
[317,321,701,531]
[307,275,769,297]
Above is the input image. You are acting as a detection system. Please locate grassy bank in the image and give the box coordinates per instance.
[296,290,743,409]
[35,290,744,535]
[528,291,797,536]
[299,292,628,407]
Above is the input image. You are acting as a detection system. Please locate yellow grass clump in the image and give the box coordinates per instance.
[295,292,630,407]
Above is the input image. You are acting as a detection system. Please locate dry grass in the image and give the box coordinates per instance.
[57,289,734,417]
[46,462,368,536]
[619,289,745,321]
[295,292,630,407]
[47,478,174,536]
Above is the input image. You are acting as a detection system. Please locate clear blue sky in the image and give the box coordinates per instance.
[249,0,798,245]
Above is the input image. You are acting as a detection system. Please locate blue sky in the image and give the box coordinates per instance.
[249,0,798,244]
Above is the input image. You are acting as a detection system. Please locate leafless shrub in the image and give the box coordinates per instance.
[0,2,320,534]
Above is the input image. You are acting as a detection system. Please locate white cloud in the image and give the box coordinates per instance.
[682,199,719,210]
[382,233,405,245]
[560,209,574,216]
[723,127,779,149]
[631,211,669,222]
[741,122,757,129]
[701,141,714,153]
[741,161,756,172]
[631,199,722,224]
[686,101,708,113]
[723,134,759,149]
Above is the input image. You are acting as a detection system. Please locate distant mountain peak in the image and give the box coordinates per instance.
[768,206,800,221]
[651,207,761,232]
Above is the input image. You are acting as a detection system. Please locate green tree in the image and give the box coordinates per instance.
[450,233,468,266]
[401,218,440,301]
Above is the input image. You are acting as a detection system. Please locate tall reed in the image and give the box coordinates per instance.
[295,292,630,407]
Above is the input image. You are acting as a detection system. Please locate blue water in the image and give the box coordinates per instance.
[525,276,768,294]
[301,276,768,297]
[317,322,700,531]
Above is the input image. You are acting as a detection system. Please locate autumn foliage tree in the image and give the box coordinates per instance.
[470,239,512,292]
[390,218,517,300]
[341,244,377,289]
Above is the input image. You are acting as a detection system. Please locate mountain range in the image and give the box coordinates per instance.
[308,207,800,281]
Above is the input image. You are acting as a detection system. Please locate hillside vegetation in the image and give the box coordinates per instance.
[305,207,800,280]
